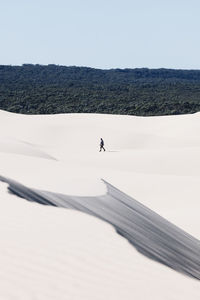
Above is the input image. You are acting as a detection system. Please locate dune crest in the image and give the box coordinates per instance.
[0,110,200,299]
[1,175,199,280]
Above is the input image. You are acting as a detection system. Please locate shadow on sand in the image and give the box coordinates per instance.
[0,175,199,280]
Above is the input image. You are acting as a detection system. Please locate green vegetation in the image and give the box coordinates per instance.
[0,64,200,115]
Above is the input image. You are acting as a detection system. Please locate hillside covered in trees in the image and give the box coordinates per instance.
[0,64,200,116]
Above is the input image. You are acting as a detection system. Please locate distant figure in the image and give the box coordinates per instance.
[99,138,106,152]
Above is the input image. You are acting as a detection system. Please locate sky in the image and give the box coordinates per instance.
[1,0,200,69]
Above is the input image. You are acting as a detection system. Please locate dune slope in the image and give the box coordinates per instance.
[0,110,200,299]
[1,175,200,280]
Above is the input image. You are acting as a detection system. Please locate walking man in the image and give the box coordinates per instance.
[99,138,106,152]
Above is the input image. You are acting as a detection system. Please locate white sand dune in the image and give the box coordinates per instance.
[0,109,200,299]
[0,137,56,160]
[1,175,199,280]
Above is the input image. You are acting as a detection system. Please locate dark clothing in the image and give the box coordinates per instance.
[100,138,105,152]
[99,145,105,152]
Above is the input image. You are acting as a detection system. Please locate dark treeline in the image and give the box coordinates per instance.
[1,64,200,115]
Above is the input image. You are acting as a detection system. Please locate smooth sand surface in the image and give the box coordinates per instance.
[1,175,199,280]
[0,110,200,299]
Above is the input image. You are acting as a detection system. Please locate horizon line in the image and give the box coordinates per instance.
[1,64,200,72]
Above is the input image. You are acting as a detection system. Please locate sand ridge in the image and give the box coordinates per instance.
[0,110,200,299]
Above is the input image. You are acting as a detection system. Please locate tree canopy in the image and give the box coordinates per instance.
[0,64,200,115]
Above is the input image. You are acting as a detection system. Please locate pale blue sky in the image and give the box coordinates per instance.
[1,0,200,69]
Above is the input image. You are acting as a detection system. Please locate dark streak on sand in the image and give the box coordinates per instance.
[0,175,199,280]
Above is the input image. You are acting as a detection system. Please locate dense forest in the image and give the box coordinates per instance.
[0,64,200,116]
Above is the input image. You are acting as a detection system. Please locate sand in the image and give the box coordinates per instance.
[0,109,199,299]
